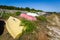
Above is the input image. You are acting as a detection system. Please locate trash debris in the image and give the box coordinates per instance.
[27,12,38,16]
[0,20,5,35]
[6,16,25,39]
[20,13,37,21]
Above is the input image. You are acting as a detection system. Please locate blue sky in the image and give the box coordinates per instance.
[0,0,60,12]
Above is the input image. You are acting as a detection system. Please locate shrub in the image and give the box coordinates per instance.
[20,19,36,34]
[16,12,21,16]
[2,13,10,19]
[36,16,47,22]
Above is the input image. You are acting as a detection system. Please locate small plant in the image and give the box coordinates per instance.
[16,12,21,16]
[2,13,10,19]
[36,16,47,22]
[1,12,19,19]
[20,19,36,34]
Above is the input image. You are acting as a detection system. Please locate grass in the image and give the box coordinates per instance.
[36,15,47,22]
[15,11,21,16]
[20,18,36,34]
[2,13,10,19]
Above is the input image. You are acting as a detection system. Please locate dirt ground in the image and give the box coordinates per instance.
[0,27,16,40]
[0,22,49,40]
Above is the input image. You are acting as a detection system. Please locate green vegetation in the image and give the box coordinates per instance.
[36,16,47,22]
[0,11,21,19]
[0,5,43,12]
[0,13,17,19]
[20,19,36,34]
[25,7,30,12]
[15,11,21,16]
[0,13,10,19]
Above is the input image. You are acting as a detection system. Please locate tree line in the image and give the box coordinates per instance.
[0,5,43,12]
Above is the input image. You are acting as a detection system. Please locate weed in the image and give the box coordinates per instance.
[20,19,36,34]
